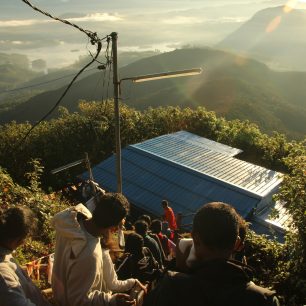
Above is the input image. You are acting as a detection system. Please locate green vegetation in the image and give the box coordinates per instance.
[2,48,306,139]
[0,101,305,304]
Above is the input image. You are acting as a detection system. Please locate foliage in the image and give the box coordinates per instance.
[0,162,70,264]
[0,101,305,303]
[245,230,306,306]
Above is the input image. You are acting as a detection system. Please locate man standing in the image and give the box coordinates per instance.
[161,200,177,231]
[145,202,280,306]
[52,192,135,306]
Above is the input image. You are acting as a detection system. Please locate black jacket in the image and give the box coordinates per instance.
[144,259,280,306]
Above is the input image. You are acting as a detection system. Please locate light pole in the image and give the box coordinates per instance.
[111,33,202,193]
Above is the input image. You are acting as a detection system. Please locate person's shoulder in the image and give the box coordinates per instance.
[246,281,281,306]
[143,270,192,306]
[160,270,193,289]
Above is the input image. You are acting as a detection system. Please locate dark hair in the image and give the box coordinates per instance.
[192,202,239,251]
[138,214,151,226]
[0,207,37,243]
[161,200,168,208]
[134,220,148,236]
[151,219,162,234]
[125,232,144,254]
[92,193,129,228]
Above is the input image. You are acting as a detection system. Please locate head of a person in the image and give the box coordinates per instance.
[92,192,129,232]
[138,214,151,227]
[161,200,169,209]
[192,202,240,260]
[134,220,148,237]
[125,232,144,255]
[151,219,162,234]
[0,206,37,251]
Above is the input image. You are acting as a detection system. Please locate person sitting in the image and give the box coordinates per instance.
[144,202,280,306]
[0,206,51,306]
[138,215,152,227]
[116,233,160,284]
[52,192,135,306]
[134,220,164,269]
[175,213,248,273]
[151,219,176,261]
[100,229,147,294]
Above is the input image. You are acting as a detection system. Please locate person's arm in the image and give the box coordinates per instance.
[103,250,136,293]
[65,251,116,306]
[0,270,37,306]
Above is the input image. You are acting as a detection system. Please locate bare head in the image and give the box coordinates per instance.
[85,192,130,237]
[192,202,241,261]
[161,200,169,208]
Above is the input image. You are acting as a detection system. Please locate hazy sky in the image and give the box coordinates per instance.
[1,0,301,68]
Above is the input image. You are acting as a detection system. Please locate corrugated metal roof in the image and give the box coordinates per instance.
[84,131,283,227]
[254,201,292,231]
[144,131,243,157]
[132,131,283,197]
[90,146,259,223]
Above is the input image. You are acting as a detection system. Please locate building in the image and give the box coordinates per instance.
[84,131,289,240]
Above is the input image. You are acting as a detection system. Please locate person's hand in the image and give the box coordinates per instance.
[115,293,136,306]
[135,279,147,294]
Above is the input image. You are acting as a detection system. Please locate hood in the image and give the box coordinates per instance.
[52,204,93,257]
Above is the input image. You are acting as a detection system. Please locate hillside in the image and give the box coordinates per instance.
[0,53,41,92]
[217,6,306,70]
[1,48,306,139]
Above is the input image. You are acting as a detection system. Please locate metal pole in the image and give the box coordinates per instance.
[111,32,122,193]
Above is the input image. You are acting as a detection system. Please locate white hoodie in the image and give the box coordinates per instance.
[51,204,116,306]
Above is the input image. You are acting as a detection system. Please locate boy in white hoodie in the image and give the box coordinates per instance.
[52,192,135,306]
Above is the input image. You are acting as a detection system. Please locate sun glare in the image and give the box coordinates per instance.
[284,0,306,12]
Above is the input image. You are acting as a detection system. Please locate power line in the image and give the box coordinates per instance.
[18,41,103,146]
[21,0,103,44]
[0,67,97,94]
[18,0,111,146]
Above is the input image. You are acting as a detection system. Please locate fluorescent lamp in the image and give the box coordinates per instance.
[121,68,202,83]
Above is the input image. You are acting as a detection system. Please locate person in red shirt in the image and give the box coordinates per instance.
[161,200,177,231]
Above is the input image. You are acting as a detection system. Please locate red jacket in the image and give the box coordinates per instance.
[164,207,177,230]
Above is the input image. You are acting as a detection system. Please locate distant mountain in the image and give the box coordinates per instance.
[1,48,306,139]
[0,50,160,111]
[0,53,41,91]
[217,6,306,70]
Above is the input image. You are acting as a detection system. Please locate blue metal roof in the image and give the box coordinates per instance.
[84,131,282,226]
[132,131,282,197]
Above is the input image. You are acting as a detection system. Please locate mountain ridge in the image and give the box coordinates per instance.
[1,47,305,139]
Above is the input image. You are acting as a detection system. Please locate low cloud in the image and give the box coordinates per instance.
[67,12,123,22]
[162,16,204,25]
[0,39,64,50]
[0,19,51,27]
[0,12,122,28]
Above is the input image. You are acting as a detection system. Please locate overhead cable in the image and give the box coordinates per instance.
[18,0,111,145]
[0,67,97,94]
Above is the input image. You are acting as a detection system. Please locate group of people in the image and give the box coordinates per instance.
[0,191,281,306]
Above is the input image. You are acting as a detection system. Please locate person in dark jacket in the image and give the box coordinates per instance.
[144,202,280,306]
[116,233,159,283]
[134,220,164,269]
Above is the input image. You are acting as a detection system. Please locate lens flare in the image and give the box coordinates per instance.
[266,15,282,33]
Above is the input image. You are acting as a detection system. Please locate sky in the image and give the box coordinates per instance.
[1,0,304,68]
